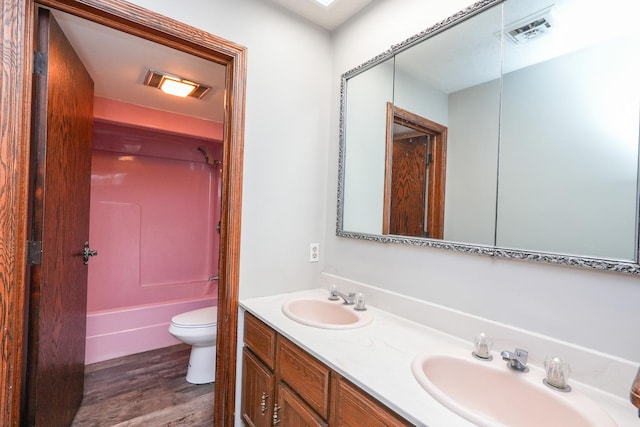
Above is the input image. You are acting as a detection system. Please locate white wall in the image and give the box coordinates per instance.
[328,0,640,363]
[125,0,332,299]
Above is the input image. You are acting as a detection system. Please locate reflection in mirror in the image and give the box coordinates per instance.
[338,0,640,273]
[385,2,503,245]
[497,0,640,261]
[384,104,447,239]
[341,57,394,234]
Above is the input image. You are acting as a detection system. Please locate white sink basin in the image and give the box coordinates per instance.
[412,354,616,427]
[282,298,373,329]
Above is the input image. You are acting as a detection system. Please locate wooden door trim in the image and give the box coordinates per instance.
[383,103,447,238]
[0,1,246,425]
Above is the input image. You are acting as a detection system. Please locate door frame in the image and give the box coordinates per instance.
[0,1,246,426]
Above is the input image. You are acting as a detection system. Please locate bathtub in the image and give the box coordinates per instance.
[85,296,217,365]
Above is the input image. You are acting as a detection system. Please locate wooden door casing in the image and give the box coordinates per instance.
[26,8,94,426]
[0,1,247,426]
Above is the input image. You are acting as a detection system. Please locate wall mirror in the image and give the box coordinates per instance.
[337,0,640,273]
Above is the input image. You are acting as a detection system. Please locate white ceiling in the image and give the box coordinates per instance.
[267,0,373,30]
[52,9,227,122]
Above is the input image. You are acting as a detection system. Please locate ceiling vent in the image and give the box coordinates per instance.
[143,70,212,99]
[504,5,555,45]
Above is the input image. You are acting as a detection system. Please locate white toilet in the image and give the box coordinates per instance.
[168,306,218,384]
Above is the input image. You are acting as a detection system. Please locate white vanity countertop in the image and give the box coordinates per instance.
[240,289,637,427]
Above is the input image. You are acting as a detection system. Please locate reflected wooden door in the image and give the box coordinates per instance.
[389,135,429,237]
[26,7,95,426]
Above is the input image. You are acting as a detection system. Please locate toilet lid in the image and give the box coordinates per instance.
[171,307,218,327]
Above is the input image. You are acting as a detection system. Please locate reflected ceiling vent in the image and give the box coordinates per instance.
[504,5,555,45]
[143,70,212,99]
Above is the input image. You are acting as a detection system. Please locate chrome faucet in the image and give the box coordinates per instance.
[501,348,529,372]
[328,285,356,305]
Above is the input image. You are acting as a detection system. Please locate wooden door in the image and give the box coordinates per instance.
[389,135,429,237]
[26,8,95,426]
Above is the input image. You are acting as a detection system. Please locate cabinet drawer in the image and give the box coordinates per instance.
[244,312,277,370]
[277,337,331,420]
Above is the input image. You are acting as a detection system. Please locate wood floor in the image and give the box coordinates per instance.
[72,344,214,426]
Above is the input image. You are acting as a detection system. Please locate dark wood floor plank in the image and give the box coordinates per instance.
[71,344,214,426]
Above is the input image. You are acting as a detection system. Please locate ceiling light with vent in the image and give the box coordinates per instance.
[504,6,555,45]
[143,70,212,99]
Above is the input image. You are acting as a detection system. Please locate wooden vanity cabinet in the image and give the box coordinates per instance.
[242,313,278,427]
[242,312,410,427]
[331,375,413,426]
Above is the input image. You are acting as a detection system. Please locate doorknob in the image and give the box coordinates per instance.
[83,241,97,265]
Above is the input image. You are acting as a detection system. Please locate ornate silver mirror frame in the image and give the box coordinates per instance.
[336,0,640,275]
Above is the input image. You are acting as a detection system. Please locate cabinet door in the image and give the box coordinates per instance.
[332,376,412,427]
[278,337,331,419]
[275,382,328,427]
[241,348,275,427]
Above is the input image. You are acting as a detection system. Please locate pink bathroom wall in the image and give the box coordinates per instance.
[88,120,222,311]
[93,96,224,141]
[85,101,223,362]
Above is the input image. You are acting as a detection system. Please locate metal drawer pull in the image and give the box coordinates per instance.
[272,404,281,425]
[260,392,269,415]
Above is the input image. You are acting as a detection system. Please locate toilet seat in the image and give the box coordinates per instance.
[171,307,217,328]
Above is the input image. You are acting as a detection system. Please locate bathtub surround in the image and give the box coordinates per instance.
[87,103,221,363]
[85,296,216,364]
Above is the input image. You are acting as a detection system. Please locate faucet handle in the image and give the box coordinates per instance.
[328,284,339,300]
[354,293,367,311]
[514,348,528,364]
[544,356,571,391]
[472,333,493,360]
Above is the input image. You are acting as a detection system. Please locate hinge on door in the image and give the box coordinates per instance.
[427,153,433,165]
[27,240,43,265]
[34,52,48,75]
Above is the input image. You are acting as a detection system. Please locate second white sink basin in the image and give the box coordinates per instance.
[412,354,617,427]
[282,297,373,329]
